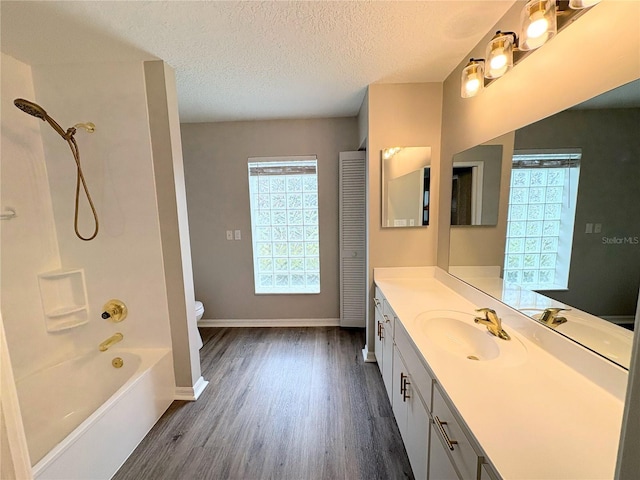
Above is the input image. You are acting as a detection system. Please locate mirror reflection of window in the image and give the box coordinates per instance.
[503,150,581,290]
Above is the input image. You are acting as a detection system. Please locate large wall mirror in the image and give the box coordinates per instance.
[448,79,640,370]
[381,146,431,228]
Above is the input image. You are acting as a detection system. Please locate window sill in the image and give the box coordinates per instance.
[255,287,320,295]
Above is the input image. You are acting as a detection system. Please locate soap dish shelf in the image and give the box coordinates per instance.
[38,269,89,332]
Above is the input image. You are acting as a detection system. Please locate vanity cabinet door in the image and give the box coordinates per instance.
[374,296,384,375]
[373,290,393,401]
[479,462,499,480]
[393,346,429,480]
[428,422,460,480]
[381,319,394,401]
[431,384,480,480]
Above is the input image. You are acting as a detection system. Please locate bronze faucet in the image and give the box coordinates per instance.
[538,308,569,328]
[474,308,511,340]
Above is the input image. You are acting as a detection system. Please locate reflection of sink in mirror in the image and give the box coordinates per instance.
[520,309,633,367]
[414,310,527,366]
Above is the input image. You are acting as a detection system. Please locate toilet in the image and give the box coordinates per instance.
[195,300,205,322]
[195,300,204,349]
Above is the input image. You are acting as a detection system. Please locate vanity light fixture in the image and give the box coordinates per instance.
[485,31,517,79]
[568,0,602,9]
[461,59,485,98]
[460,0,601,98]
[519,0,557,51]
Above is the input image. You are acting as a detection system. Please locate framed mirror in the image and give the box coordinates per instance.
[381,146,431,228]
[448,79,640,369]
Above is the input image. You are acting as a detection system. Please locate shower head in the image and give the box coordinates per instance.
[14,98,47,120]
[14,98,69,139]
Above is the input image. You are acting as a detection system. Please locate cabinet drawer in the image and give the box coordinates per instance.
[395,321,433,411]
[432,384,479,480]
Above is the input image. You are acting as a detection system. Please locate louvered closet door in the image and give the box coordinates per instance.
[339,151,366,328]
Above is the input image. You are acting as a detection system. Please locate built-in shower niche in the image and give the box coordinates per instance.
[37,268,89,332]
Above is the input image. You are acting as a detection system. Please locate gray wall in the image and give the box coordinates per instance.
[181,118,358,320]
[514,108,640,317]
[145,61,202,388]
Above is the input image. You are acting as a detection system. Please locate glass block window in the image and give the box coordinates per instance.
[503,151,581,290]
[248,156,320,294]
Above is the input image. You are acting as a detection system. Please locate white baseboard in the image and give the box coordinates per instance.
[198,318,341,328]
[362,347,377,363]
[174,376,209,401]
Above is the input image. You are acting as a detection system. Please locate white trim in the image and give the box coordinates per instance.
[174,376,209,401]
[248,155,317,163]
[198,318,341,328]
[1,315,33,479]
[362,346,377,363]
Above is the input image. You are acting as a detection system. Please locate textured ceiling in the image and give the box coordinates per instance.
[1,1,516,123]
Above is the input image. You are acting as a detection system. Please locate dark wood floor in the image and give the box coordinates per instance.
[114,327,413,480]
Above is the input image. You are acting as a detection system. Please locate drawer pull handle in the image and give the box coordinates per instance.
[403,378,411,402]
[400,373,411,401]
[383,314,390,324]
[374,297,381,307]
[435,416,458,451]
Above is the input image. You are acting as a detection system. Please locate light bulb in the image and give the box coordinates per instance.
[485,33,514,79]
[490,52,507,71]
[465,78,481,95]
[519,0,556,51]
[461,60,485,98]
[527,12,549,39]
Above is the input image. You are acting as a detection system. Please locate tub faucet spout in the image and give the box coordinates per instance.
[99,333,123,352]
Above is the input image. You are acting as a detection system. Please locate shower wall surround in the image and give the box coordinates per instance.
[1,53,63,379]
[1,53,186,474]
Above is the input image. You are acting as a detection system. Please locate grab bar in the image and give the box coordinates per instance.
[0,207,16,220]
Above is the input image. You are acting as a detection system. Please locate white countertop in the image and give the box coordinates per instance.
[375,270,626,480]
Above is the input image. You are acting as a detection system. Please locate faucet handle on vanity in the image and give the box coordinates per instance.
[540,308,570,327]
[474,308,511,341]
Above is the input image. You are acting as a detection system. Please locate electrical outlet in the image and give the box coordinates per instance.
[594,223,602,233]
[226,230,233,240]
[585,223,593,234]
[234,229,241,240]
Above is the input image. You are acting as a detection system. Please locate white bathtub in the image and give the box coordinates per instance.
[15,348,174,480]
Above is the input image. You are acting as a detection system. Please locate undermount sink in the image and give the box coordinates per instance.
[415,310,527,365]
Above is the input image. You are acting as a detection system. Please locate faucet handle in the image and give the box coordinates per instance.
[541,307,570,327]
[545,307,570,313]
[474,308,510,340]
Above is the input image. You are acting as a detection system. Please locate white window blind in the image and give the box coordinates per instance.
[248,156,320,294]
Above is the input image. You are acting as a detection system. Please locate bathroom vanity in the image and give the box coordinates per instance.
[373,267,626,480]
